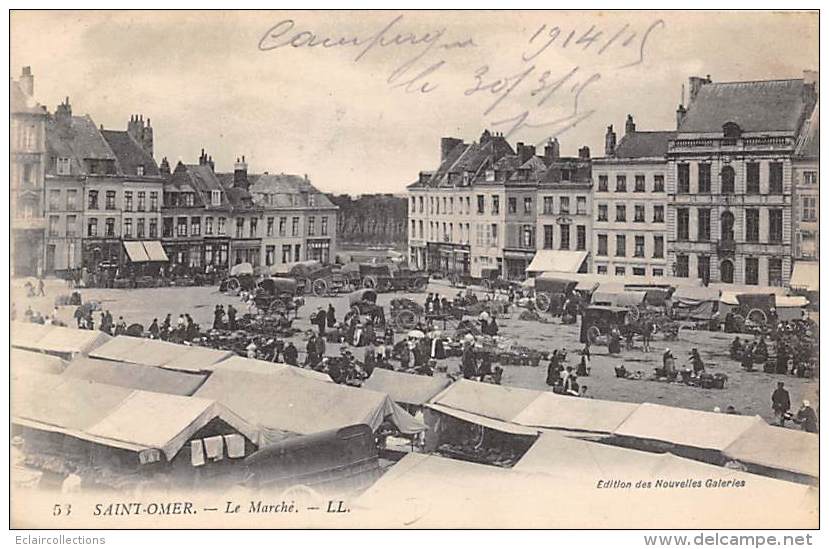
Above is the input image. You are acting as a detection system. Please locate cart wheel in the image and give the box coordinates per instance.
[394,309,418,330]
[226,277,240,292]
[747,308,767,326]
[312,278,328,297]
[363,275,377,289]
[733,313,746,330]
[626,305,641,322]
[535,292,552,313]
[587,325,602,345]
[413,277,428,291]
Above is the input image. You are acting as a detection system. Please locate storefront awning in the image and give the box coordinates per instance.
[527,250,588,274]
[790,261,819,292]
[143,241,169,262]
[123,241,151,263]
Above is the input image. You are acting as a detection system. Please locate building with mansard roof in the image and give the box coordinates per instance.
[667,73,817,286]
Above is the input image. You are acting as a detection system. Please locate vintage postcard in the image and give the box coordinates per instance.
[9,9,819,530]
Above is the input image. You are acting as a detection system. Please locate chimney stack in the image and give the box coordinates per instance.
[234,155,249,189]
[516,142,536,164]
[19,66,34,97]
[578,146,591,160]
[127,114,153,158]
[544,138,560,162]
[159,157,171,176]
[625,114,636,135]
[55,97,72,128]
[440,137,463,162]
[676,104,687,130]
[688,75,712,104]
[604,125,617,156]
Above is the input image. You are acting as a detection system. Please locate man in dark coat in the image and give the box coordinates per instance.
[213,305,225,330]
[546,350,561,387]
[148,318,160,339]
[794,400,818,433]
[461,343,477,379]
[771,382,791,426]
[326,304,337,328]
[283,342,299,365]
[227,305,237,331]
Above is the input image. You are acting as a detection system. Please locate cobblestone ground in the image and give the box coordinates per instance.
[11,277,819,424]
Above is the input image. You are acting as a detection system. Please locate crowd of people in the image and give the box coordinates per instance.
[730,316,818,378]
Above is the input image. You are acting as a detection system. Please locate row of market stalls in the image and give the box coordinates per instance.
[421,379,818,486]
[353,436,817,528]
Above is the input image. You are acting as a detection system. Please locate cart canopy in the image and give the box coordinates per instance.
[348,288,378,305]
[230,262,254,276]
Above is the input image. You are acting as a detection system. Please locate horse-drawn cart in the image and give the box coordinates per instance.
[253,277,304,317]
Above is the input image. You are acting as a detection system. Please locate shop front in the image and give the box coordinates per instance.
[426,242,470,275]
[307,238,332,264]
[82,238,123,286]
[231,239,262,268]
[503,249,535,281]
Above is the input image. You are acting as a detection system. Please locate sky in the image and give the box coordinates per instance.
[11,10,818,195]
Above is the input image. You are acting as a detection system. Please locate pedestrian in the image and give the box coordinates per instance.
[771,382,791,427]
[314,307,326,337]
[227,305,237,331]
[461,342,477,379]
[284,342,299,366]
[642,322,652,352]
[37,278,45,297]
[148,318,160,339]
[327,303,336,328]
[794,400,818,433]
[213,305,224,331]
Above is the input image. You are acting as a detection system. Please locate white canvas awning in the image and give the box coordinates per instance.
[790,261,819,292]
[526,250,588,274]
[142,241,169,262]
[124,241,151,262]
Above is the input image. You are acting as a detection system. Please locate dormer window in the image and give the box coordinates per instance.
[485,170,495,182]
[136,165,144,176]
[722,122,742,139]
[56,157,71,175]
[211,190,221,206]
[309,194,316,207]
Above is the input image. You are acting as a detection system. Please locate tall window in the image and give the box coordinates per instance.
[137,218,145,238]
[124,218,133,237]
[634,175,645,192]
[597,234,608,256]
[67,190,78,210]
[521,224,534,248]
[218,217,226,235]
[321,217,328,236]
[678,164,690,193]
[675,254,689,278]
[803,171,817,185]
[745,209,760,242]
[576,196,586,215]
[266,246,275,266]
[235,218,245,238]
[150,192,158,211]
[307,216,315,236]
[137,191,146,211]
[278,217,286,236]
[508,197,517,214]
[615,235,626,257]
[204,217,213,236]
[191,217,201,236]
[149,219,157,238]
[543,225,554,249]
[769,209,783,242]
[721,166,735,194]
[56,157,71,175]
[768,258,783,287]
[615,175,627,192]
[634,235,645,257]
[249,218,257,237]
[66,215,77,238]
[698,163,711,193]
[615,205,626,222]
[543,196,554,215]
[746,163,760,194]
[576,225,586,251]
[492,195,500,215]
[559,225,570,250]
[87,218,97,237]
[523,197,533,214]
[634,204,645,222]
[292,217,299,236]
[477,195,485,214]
[653,236,664,258]
[124,191,133,212]
[653,175,665,192]
[106,191,116,210]
[597,204,608,221]
[802,196,817,221]
[267,217,274,237]
[282,245,292,263]
[105,217,115,237]
[698,208,711,240]
[177,217,188,237]
[769,162,783,194]
[211,190,221,206]
[745,257,759,285]
[598,175,608,192]
[559,197,569,215]
[677,208,689,240]
[653,205,664,223]
[88,190,99,210]
[48,216,60,237]
[698,255,710,282]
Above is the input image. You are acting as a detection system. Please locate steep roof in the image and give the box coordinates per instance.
[100,130,161,177]
[613,131,676,158]
[10,80,46,115]
[795,103,819,159]
[679,79,812,134]
[427,131,516,187]
[46,115,116,175]
[248,173,336,209]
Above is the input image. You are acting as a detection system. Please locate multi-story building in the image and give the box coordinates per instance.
[536,141,593,273]
[163,151,232,271]
[790,98,819,294]
[11,66,48,276]
[218,158,265,267]
[593,115,674,277]
[667,75,817,286]
[407,130,591,280]
[248,171,338,266]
